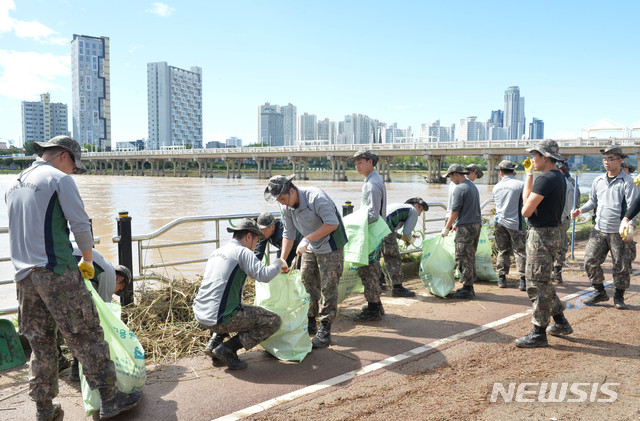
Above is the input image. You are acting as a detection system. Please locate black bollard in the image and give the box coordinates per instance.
[342,201,354,217]
[117,211,134,307]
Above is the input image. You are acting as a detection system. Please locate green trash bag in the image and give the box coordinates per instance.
[419,235,456,298]
[342,208,391,266]
[337,263,364,303]
[80,279,146,416]
[254,270,312,362]
[476,226,498,282]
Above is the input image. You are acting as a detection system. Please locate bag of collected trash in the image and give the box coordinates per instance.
[476,226,498,282]
[419,235,456,298]
[80,280,146,416]
[254,270,312,362]
[337,262,364,303]
[343,208,391,266]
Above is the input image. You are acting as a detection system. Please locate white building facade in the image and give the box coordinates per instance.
[21,93,69,143]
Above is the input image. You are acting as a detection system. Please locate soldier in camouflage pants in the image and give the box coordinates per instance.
[494,223,526,278]
[382,233,403,286]
[301,248,344,324]
[554,217,571,274]
[357,248,383,302]
[455,223,482,287]
[584,230,630,290]
[206,305,281,350]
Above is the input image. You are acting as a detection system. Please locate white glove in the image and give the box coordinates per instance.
[620,220,634,241]
[441,227,451,237]
[276,258,288,272]
[296,238,310,256]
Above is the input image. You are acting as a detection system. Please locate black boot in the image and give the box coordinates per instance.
[392,284,416,297]
[312,320,331,348]
[515,325,548,348]
[213,336,247,370]
[354,302,382,321]
[584,286,609,305]
[362,302,385,315]
[519,276,526,291]
[70,357,79,382]
[204,333,228,359]
[554,268,563,284]
[614,288,628,310]
[547,313,573,336]
[497,275,507,288]
[99,388,143,419]
[450,285,475,299]
[36,400,62,421]
[307,317,317,335]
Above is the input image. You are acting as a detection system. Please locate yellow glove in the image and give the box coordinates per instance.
[523,157,533,174]
[634,174,640,186]
[78,259,95,279]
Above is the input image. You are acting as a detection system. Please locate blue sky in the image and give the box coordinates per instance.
[1,0,639,146]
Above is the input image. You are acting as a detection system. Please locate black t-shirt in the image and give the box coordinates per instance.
[528,169,566,228]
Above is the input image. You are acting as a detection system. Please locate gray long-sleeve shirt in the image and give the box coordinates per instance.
[361,170,387,224]
[581,171,639,233]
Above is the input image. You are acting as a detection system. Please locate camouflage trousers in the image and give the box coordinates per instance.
[526,227,564,327]
[207,305,281,350]
[584,229,630,290]
[382,233,403,286]
[624,240,637,272]
[358,248,383,303]
[455,223,481,287]
[494,223,526,277]
[554,217,571,271]
[301,248,344,323]
[17,267,117,402]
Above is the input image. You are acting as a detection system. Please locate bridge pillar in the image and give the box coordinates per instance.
[292,158,309,180]
[328,156,348,181]
[225,158,241,178]
[379,157,392,182]
[483,154,502,185]
[424,154,445,183]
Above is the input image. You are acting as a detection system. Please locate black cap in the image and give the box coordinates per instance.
[227,218,265,238]
[405,197,429,212]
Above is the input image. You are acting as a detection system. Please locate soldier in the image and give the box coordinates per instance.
[492,160,527,290]
[446,163,483,217]
[253,212,302,267]
[620,161,637,270]
[516,140,572,348]
[572,146,638,310]
[621,161,635,175]
[5,136,141,420]
[264,175,348,348]
[552,162,577,284]
[383,197,429,297]
[193,219,288,370]
[442,164,482,299]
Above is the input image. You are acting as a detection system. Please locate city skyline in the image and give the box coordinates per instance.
[1,1,639,147]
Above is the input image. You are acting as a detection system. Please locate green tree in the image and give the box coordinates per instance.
[23,141,36,155]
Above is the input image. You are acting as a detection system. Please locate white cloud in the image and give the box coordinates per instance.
[0,0,65,44]
[129,44,144,54]
[146,2,175,17]
[0,50,69,99]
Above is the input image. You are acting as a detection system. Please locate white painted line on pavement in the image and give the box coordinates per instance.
[213,284,606,421]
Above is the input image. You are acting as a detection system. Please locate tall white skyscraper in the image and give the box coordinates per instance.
[22,93,68,143]
[421,120,455,142]
[504,86,526,140]
[458,116,485,141]
[147,62,203,149]
[71,34,110,150]
[258,103,284,146]
[281,103,297,146]
[341,114,379,144]
[299,113,318,141]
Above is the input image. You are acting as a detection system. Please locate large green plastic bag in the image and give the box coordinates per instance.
[419,235,456,297]
[80,280,146,416]
[254,270,312,362]
[342,208,391,266]
[337,263,364,303]
[476,226,498,281]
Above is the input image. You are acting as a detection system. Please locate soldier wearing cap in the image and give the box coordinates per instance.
[263,175,348,348]
[621,161,636,175]
[253,212,303,267]
[193,218,287,370]
[382,197,429,297]
[352,150,388,321]
[442,163,482,299]
[516,139,572,348]
[446,163,483,217]
[5,136,142,419]
[552,161,578,284]
[571,145,638,310]
[492,160,527,290]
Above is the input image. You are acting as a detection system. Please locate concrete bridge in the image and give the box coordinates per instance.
[15,138,640,184]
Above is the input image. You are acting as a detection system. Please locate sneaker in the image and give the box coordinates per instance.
[311,321,331,348]
[99,391,142,419]
[515,326,548,348]
[204,333,228,359]
[36,401,61,421]
[392,285,416,297]
[584,290,609,305]
[213,343,247,370]
[361,302,385,315]
[450,286,475,299]
[497,276,507,288]
[519,277,526,291]
[307,317,318,336]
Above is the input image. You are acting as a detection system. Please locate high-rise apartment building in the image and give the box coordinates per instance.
[299,113,318,141]
[22,93,68,143]
[147,62,203,149]
[458,116,485,141]
[71,34,110,150]
[490,110,504,126]
[504,86,526,140]
[226,136,242,147]
[281,103,297,146]
[529,117,544,140]
[341,114,379,144]
[380,123,412,143]
[421,120,455,142]
[258,103,284,146]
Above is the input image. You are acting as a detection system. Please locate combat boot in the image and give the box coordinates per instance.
[312,320,331,348]
[213,336,247,370]
[553,268,563,284]
[450,285,475,299]
[99,389,142,419]
[614,288,628,310]
[354,302,382,321]
[547,313,573,336]
[204,333,228,359]
[515,325,548,348]
[584,289,609,305]
[307,317,317,335]
[36,400,61,421]
[497,275,507,288]
[392,284,416,297]
[362,302,385,315]
[70,357,79,382]
[519,276,526,291]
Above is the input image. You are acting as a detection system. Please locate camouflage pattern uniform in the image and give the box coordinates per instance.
[494,223,526,277]
[17,267,117,402]
[554,217,571,272]
[526,227,564,327]
[455,223,482,287]
[584,229,630,290]
[357,248,383,302]
[624,240,637,270]
[382,232,403,286]
[207,305,281,350]
[301,248,344,322]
